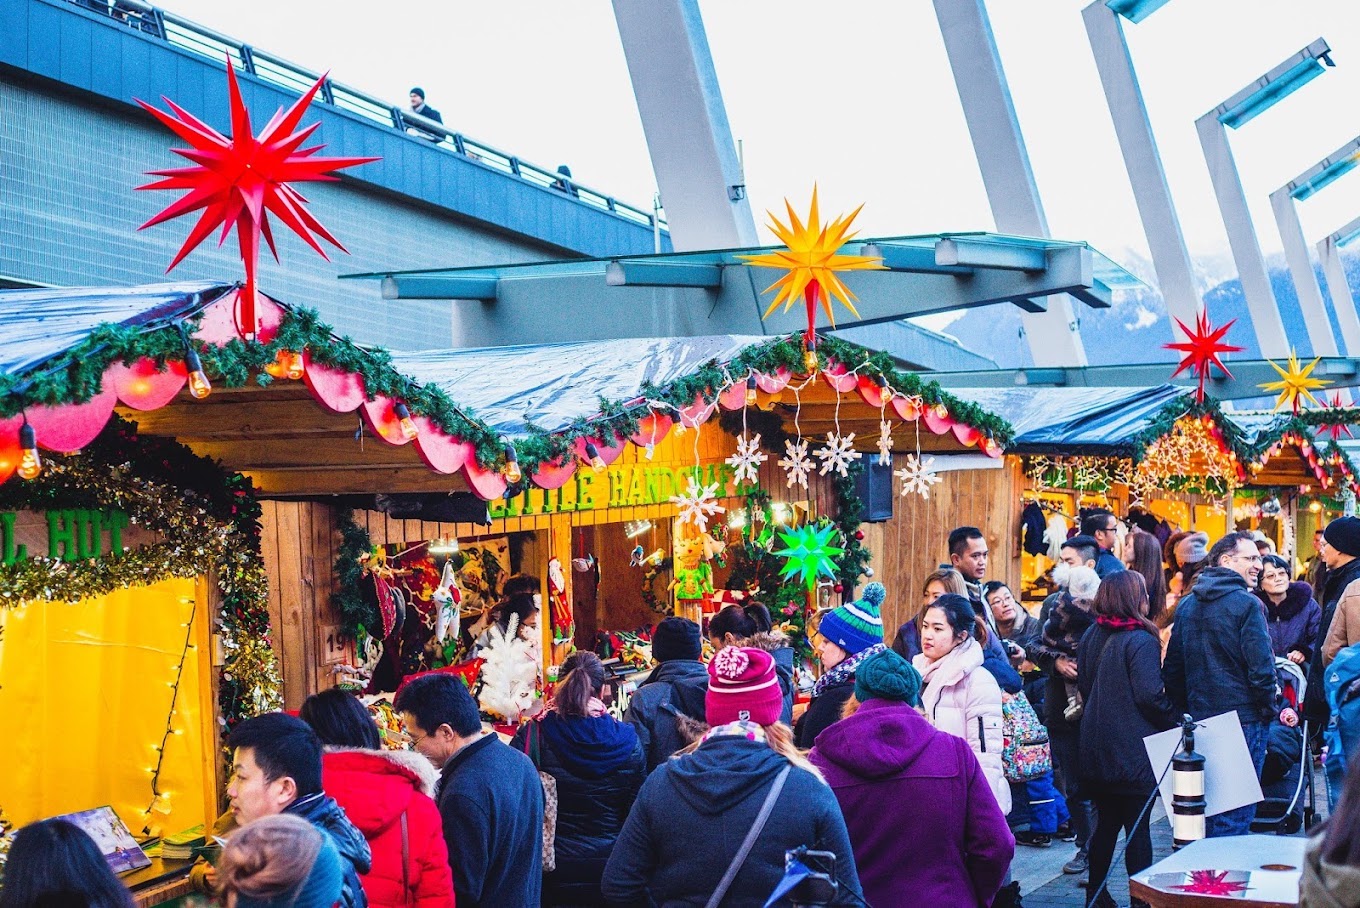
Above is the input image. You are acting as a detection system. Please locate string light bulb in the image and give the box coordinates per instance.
[184,347,211,399]
[394,403,419,440]
[284,349,305,380]
[803,343,819,374]
[503,443,522,484]
[585,442,607,473]
[17,420,41,480]
[745,374,759,406]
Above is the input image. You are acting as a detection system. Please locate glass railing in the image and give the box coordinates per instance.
[67,0,667,233]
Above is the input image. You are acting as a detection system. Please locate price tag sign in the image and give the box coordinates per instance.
[319,624,349,665]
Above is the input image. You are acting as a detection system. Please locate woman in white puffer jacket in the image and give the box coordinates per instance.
[913,592,1010,814]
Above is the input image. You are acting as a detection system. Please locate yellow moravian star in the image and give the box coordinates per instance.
[739,187,885,328]
[1260,349,1330,413]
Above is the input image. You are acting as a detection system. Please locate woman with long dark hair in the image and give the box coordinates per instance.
[892,568,968,661]
[913,592,1010,814]
[0,819,135,908]
[709,600,795,725]
[299,688,454,907]
[1124,532,1169,627]
[513,650,644,906]
[1077,571,1178,908]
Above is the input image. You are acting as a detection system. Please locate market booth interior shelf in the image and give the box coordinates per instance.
[0,281,1013,890]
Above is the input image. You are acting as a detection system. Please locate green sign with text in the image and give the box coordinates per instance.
[0,509,132,565]
[489,462,757,519]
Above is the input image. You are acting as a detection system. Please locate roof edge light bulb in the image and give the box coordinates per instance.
[503,443,522,484]
[185,347,212,399]
[585,442,607,473]
[394,403,419,440]
[18,421,41,480]
[745,374,758,406]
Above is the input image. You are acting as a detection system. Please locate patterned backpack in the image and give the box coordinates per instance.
[1001,691,1052,782]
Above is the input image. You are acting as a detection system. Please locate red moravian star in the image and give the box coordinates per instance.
[136,59,377,337]
[1317,393,1355,442]
[1164,311,1244,403]
[1171,870,1250,896]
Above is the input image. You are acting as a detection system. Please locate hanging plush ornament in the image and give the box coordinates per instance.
[547,556,573,643]
[431,560,460,645]
[726,432,769,485]
[895,453,942,499]
[738,187,885,367]
[778,437,814,489]
[1163,311,1243,403]
[136,59,377,338]
[1261,349,1330,413]
[876,419,894,466]
[670,476,726,533]
[476,614,540,723]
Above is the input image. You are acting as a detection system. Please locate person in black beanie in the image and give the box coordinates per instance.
[1307,518,1360,743]
[625,617,709,773]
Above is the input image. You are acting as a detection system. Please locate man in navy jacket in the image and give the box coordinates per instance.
[396,673,543,907]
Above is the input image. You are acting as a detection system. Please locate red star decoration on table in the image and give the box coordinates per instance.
[136,59,378,337]
[1316,393,1355,441]
[1164,311,1244,403]
[1171,870,1250,896]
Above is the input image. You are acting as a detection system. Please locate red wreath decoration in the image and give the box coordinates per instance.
[136,59,378,338]
[1316,393,1355,442]
[1170,870,1250,896]
[1164,311,1243,403]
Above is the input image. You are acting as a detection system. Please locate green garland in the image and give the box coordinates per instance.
[0,294,1013,480]
[1128,394,1255,465]
[332,509,377,639]
[0,417,281,735]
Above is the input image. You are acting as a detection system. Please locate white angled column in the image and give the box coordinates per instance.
[1082,1,1201,329]
[1270,189,1339,356]
[612,0,758,251]
[1197,116,1287,355]
[1319,232,1360,355]
[932,0,1087,368]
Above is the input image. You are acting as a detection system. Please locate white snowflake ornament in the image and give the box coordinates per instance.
[778,438,813,489]
[814,432,863,477]
[725,432,768,485]
[876,420,893,466]
[895,453,942,499]
[670,476,725,532]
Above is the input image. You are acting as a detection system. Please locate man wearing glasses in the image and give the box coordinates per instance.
[1164,532,1275,837]
[1078,510,1126,579]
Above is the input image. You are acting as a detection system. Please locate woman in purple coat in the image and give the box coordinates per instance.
[809,649,1014,908]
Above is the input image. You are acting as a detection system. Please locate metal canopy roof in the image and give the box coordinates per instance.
[949,384,1186,454]
[341,232,1143,349]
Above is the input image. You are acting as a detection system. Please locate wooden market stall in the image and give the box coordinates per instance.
[0,281,1015,889]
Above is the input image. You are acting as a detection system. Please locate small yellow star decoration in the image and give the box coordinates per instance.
[739,187,885,330]
[1260,349,1330,413]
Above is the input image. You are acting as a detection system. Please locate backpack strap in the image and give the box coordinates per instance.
[400,809,410,893]
[705,765,791,908]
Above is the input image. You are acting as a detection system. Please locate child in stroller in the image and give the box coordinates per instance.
[1252,657,1315,834]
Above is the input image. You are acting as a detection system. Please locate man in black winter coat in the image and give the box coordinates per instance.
[395,672,543,908]
[1163,532,1275,837]
[626,617,709,773]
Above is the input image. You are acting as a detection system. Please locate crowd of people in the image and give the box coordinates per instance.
[16,513,1360,907]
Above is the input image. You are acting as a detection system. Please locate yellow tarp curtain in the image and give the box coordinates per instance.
[0,577,214,837]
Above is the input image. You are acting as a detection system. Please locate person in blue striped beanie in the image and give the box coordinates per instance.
[793,583,887,748]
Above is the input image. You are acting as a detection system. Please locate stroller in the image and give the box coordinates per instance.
[1250,657,1318,834]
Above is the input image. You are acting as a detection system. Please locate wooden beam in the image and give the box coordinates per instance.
[246,466,470,496]
[125,398,363,442]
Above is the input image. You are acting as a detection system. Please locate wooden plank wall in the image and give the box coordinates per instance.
[258,501,342,710]
[861,458,1023,645]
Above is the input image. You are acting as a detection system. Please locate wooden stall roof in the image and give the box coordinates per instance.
[0,282,1011,499]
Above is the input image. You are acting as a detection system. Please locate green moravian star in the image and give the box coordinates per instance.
[774,523,844,592]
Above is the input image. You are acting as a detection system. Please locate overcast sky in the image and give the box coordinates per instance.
[159,0,1360,269]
